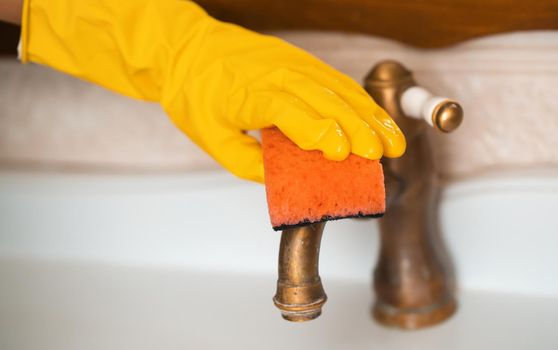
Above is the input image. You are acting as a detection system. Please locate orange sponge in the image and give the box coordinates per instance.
[262,127,386,231]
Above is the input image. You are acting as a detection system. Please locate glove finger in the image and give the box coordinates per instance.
[207,129,265,183]
[297,65,406,158]
[277,71,384,160]
[229,90,350,161]
[365,106,406,158]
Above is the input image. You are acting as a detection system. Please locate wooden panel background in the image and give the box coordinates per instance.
[1,0,558,55]
[195,0,558,48]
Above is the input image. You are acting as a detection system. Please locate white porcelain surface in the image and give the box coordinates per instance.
[1,258,556,350]
[2,169,558,295]
[1,166,558,349]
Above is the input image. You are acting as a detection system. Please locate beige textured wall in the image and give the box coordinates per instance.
[0,61,216,172]
[1,31,557,178]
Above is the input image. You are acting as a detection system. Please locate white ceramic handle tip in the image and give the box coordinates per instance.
[401,86,453,127]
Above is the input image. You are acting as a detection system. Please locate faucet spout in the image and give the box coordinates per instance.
[273,222,327,322]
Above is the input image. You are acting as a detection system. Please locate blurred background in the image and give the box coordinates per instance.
[1,14,558,350]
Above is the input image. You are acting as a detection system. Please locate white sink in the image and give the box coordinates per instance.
[0,169,557,349]
[1,258,556,350]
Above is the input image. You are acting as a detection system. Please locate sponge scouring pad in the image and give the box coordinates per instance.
[262,127,386,231]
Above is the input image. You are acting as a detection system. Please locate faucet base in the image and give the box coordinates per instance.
[373,295,457,329]
[365,60,460,330]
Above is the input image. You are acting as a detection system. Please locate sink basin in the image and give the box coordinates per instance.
[0,169,557,349]
[1,257,556,350]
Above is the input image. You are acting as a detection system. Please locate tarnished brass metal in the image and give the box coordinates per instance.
[273,222,327,322]
[433,100,463,133]
[365,60,460,329]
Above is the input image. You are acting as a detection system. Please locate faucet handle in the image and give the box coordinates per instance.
[365,60,464,134]
[400,86,463,133]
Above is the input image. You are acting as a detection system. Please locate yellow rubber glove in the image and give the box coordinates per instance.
[21,0,406,183]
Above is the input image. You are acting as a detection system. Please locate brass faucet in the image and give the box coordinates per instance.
[273,60,463,327]
[273,222,327,322]
[365,60,462,329]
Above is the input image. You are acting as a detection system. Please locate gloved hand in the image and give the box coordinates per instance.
[21,0,406,182]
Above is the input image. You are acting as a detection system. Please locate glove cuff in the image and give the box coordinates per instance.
[19,0,213,102]
[19,0,30,62]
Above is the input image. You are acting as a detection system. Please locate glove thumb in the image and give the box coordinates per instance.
[208,131,265,183]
